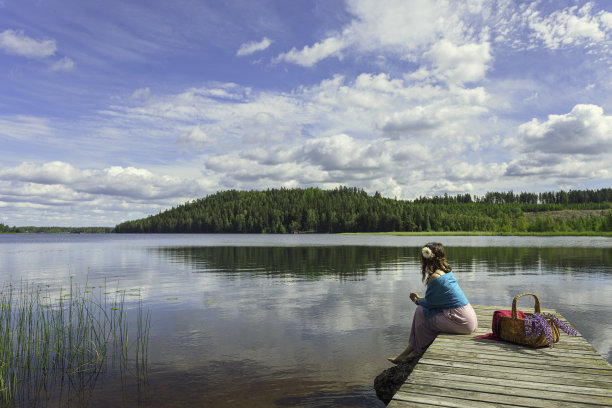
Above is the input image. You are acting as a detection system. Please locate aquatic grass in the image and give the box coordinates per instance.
[0,281,151,407]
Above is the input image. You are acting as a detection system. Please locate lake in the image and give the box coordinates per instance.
[1,233,611,407]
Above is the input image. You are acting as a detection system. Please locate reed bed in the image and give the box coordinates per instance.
[0,281,151,407]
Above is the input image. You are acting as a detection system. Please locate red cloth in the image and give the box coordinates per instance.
[475,309,526,340]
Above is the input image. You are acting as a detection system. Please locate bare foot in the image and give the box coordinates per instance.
[387,351,420,364]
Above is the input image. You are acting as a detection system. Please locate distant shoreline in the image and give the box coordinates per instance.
[2,230,611,237]
[341,231,612,237]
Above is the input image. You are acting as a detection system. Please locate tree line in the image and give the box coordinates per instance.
[0,224,113,233]
[114,186,612,234]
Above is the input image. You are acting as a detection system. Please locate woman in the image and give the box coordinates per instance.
[388,242,477,364]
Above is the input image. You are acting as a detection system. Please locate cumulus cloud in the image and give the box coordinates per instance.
[301,133,389,172]
[0,161,80,184]
[509,104,612,155]
[236,37,272,56]
[0,29,57,58]
[505,153,611,180]
[504,104,612,181]
[427,39,492,84]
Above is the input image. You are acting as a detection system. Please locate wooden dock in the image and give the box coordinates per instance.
[388,305,612,407]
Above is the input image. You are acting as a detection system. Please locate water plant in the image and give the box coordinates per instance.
[0,281,151,407]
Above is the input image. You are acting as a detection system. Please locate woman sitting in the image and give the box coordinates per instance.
[388,242,477,364]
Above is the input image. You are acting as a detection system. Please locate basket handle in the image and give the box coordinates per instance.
[511,293,541,319]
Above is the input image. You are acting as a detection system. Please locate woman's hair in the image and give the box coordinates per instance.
[420,242,452,282]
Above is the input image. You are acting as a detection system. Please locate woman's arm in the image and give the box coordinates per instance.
[409,292,424,304]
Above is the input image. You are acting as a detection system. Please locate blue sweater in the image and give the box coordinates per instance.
[418,272,469,318]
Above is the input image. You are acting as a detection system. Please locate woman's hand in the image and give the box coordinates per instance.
[409,292,423,304]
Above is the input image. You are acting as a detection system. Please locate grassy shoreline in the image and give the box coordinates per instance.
[341,231,612,237]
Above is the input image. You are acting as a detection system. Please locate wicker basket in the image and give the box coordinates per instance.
[498,293,560,347]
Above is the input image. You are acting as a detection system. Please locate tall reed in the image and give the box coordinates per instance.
[0,281,151,407]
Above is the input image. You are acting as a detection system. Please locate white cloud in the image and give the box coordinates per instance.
[177,125,212,152]
[0,29,56,58]
[345,0,445,52]
[51,56,75,71]
[445,162,508,182]
[510,104,612,155]
[525,2,612,50]
[427,39,492,84]
[505,104,612,181]
[0,115,52,140]
[236,37,272,56]
[301,133,387,172]
[130,87,151,100]
[274,0,491,70]
[0,161,80,184]
[89,69,496,201]
[275,35,347,67]
[0,161,209,201]
[430,180,475,194]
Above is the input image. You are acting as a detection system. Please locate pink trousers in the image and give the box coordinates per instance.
[409,304,478,354]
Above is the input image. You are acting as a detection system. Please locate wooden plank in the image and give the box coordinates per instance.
[412,364,612,393]
[416,360,612,385]
[423,347,612,370]
[429,345,602,361]
[392,383,608,408]
[435,337,599,353]
[427,343,609,363]
[418,357,612,382]
[403,372,612,405]
[429,338,604,358]
[388,305,612,407]
[390,391,519,408]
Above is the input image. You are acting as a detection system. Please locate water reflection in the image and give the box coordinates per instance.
[155,246,413,279]
[449,246,612,277]
[156,245,612,279]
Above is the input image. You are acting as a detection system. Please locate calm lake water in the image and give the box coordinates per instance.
[1,233,611,407]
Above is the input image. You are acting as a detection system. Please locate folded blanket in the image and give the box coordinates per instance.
[418,272,469,318]
[475,309,526,340]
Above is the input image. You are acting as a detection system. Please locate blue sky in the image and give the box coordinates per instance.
[1,0,611,226]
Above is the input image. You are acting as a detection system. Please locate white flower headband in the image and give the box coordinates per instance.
[421,247,434,259]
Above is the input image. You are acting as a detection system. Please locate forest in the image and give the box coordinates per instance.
[0,225,113,233]
[113,187,612,234]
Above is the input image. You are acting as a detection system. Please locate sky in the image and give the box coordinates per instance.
[1,0,612,227]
